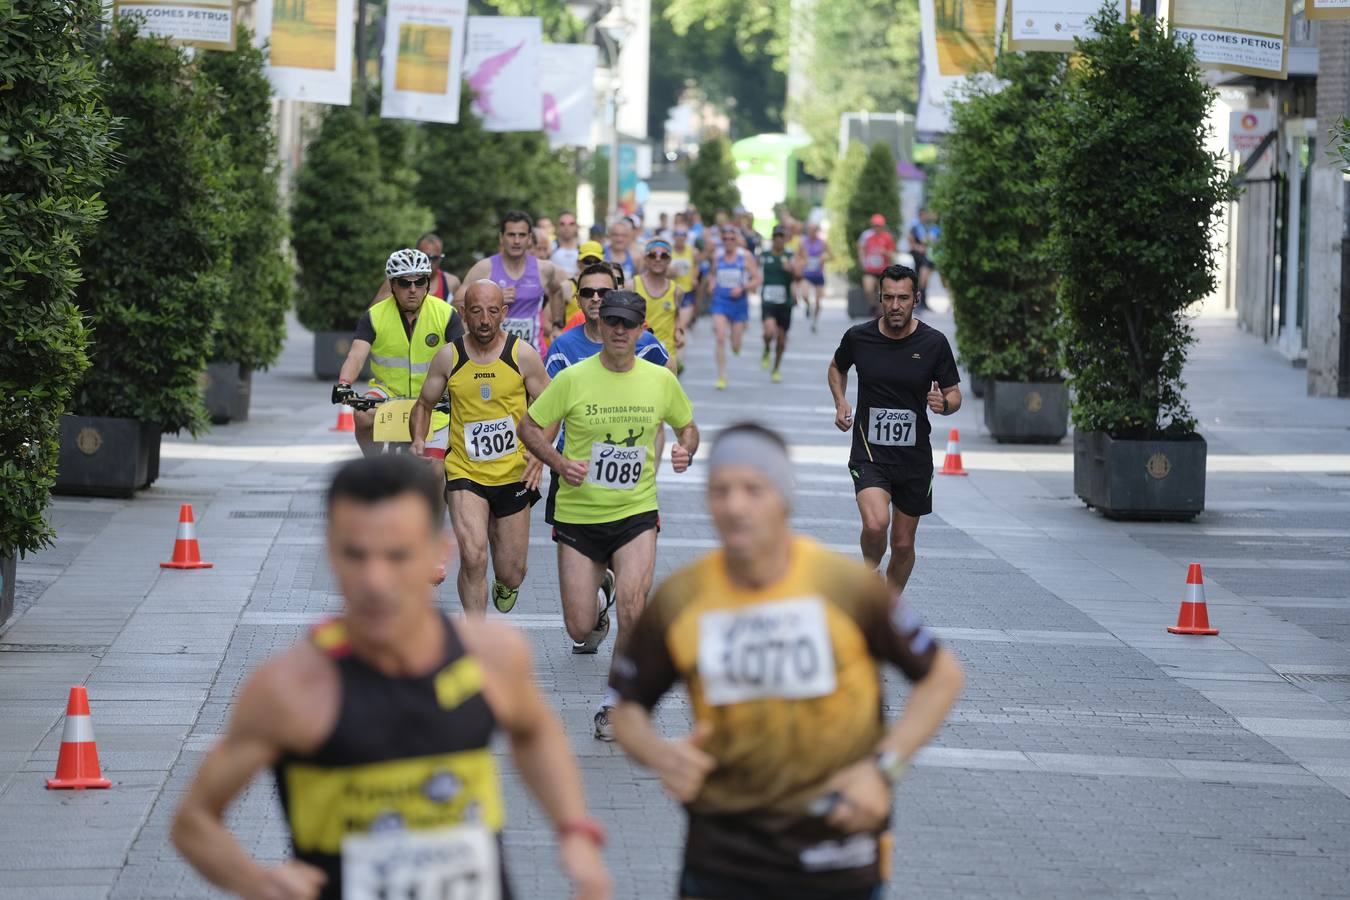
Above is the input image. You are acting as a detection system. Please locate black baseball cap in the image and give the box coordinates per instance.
[598,289,646,326]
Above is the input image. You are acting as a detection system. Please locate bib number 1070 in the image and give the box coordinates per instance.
[697,598,837,706]
[869,408,916,447]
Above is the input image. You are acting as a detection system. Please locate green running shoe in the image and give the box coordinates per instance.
[491,579,519,614]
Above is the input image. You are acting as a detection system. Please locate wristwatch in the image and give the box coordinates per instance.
[940,395,949,415]
[874,749,909,786]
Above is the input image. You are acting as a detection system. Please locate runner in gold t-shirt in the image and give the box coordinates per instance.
[519,290,700,742]
[609,423,964,900]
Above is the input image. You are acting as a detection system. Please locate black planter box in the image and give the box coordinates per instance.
[0,551,14,630]
[313,330,370,381]
[985,381,1068,444]
[1074,430,1206,521]
[55,415,162,497]
[970,377,987,400]
[203,362,253,424]
[846,284,874,319]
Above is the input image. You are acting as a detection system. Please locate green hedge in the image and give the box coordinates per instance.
[847,142,900,275]
[198,27,293,370]
[687,134,741,225]
[0,0,114,554]
[292,105,434,334]
[1046,11,1234,437]
[72,20,226,435]
[824,141,866,274]
[930,52,1066,383]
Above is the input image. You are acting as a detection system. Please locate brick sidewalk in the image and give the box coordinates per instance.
[3,294,1348,899]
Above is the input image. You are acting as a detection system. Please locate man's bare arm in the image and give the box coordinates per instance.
[410,344,455,451]
[542,261,566,325]
[338,339,372,386]
[827,360,853,432]
[518,412,568,473]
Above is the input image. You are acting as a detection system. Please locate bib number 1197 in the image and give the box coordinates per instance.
[869,408,916,447]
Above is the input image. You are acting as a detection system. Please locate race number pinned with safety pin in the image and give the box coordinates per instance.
[868,408,916,447]
[588,442,644,490]
[373,399,433,442]
[697,597,837,706]
[342,824,500,900]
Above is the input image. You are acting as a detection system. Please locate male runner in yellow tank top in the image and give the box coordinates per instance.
[172,455,610,900]
[412,280,553,616]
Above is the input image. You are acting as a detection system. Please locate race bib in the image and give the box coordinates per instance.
[869,408,917,447]
[865,253,886,270]
[342,824,499,900]
[762,285,788,305]
[716,267,743,290]
[464,417,517,461]
[697,597,837,706]
[806,255,822,271]
[588,442,644,490]
[503,317,535,345]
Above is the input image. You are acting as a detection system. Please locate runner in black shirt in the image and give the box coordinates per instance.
[827,264,961,593]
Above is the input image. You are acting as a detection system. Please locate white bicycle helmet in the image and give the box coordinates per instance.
[385,248,433,279]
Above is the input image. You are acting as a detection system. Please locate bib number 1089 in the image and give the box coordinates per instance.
[869,408,916,447]
[588,443,643,490]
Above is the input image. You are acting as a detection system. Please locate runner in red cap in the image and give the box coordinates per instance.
[857,215,896,317]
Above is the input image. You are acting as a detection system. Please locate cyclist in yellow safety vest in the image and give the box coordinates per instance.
[333,249,465,458]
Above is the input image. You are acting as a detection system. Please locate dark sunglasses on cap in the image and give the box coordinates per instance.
[578,286,611,299]
[601,315,637,328]
[394,276,430,289]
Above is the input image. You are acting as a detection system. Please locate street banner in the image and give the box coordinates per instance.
[540,43,597,149]
[1008,0,1123,51]
[464,16,542,132]
[1229,109,1275,155]
[1170,0,1291,79]
[1306,0,1350,19]
[113,0,237,50]
[380,0,467,123]
[916,0,1005,135]
[254,0,355,105]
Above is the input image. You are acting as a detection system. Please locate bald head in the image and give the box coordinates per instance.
[467,279,504,305]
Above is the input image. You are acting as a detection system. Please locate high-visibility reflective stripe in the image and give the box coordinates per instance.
[176,520,197,541]
[369,355,430,375]
[62,714,96,744]
[1186,583,1204,603]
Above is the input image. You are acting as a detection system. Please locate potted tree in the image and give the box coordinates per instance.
[0,0,113,621]
[1046,11,1234,519]
[197,28,293,423]
[824,141,868,317]
[846,142,901,319]
[59,20,226,496]
[292,105,432,380]
[931,52,1068,442]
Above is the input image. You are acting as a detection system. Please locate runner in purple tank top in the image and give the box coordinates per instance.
[457,211,568,351]
[795,222,833,333]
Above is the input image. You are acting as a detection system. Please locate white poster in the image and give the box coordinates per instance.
[1306,0,1350,20]
[918,0,1006,134]
[1170,0,1290,79]
[540,43,597,149]
[1008,0,1123,51]
[380,0,467,123]
[114,0,237,50]
[254,0,355,105]
[463,16,542,132]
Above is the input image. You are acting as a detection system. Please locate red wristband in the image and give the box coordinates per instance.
[558,818,607,848]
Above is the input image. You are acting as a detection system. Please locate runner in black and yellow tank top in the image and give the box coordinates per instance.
[609,424,964,900]
[413,280,553,617]
[172,455,611,900]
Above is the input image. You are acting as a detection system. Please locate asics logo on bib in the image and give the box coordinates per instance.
[471,420,511,437]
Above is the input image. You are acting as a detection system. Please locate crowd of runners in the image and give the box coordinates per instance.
[173,207,964,900]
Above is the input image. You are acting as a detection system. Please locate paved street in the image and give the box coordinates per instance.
[4,286,1350,899]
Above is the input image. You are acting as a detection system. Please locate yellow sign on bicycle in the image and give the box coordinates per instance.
[372,399,430,442]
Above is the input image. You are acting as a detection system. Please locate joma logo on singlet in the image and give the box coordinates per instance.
[473,372,495,380]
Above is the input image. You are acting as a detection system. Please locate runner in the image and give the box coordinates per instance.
[563,240,607,326]
[635,238,683,361]
[371,232,461,304]
[608,422,964,900]
[550,211,583,279]
[797,222,832,332]
[172,455,612,900]
[518,290,698,742]
[669,219,698,367]
[334,248,462,459]
[533,225,553,262]
[710,223,762,391]
[757,225,800,383]
[827,264,962,594]
[411,281,552,617]
[456,211,568,352]
[604,217,639,284]
[856,214,896,317]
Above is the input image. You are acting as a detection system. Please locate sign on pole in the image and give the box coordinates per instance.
[1170,0,1291,79]
[1229,109,1275,154]
[113,0,237,50]
[1007,0,1123,51]
[380,0,468,123]
[1305,0,1350,18]
[540,43,598,149]
[254,0,356,105]
[463,16,542,132]
[917,0,1006,134]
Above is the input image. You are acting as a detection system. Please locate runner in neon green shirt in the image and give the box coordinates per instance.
[520,290,699,742]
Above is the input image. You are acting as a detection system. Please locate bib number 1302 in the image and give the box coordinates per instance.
[588,443,643,490]
[465,417,517,461]
[869,408,916,447]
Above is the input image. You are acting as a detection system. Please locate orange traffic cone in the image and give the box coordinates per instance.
[331,407,355,432]
[46,686,112,789]
[938,428,968,476]
[160,504,213,569]
[1168,563,1219,635]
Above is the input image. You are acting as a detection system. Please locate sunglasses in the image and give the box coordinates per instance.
[601,315,636,328]
[647,252,670,261]
[424,254,443,263]
[394,276,430,289]
[578,287,611,299]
